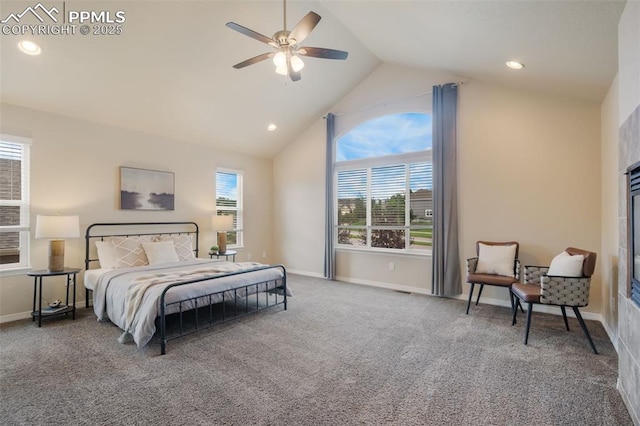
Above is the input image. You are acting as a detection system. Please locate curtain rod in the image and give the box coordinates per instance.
[323,81,464,119]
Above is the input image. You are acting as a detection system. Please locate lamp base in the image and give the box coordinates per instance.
[48,239,65,272]
[217,232,227,255]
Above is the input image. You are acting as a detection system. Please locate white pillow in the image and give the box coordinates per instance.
[95,240,116,269]
[475,243,517,277]
[159,235,196,261]
[111,236,152,268]
[547,251,584,277]
[142,241,179,265]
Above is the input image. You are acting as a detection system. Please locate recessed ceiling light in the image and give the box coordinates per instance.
[506,61,524,70]
[267,124,277,131]
[18,40,41,55]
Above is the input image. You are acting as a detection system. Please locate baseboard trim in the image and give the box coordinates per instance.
[336,275,431,296]
[286,269,324,279]
[0,301,87,324]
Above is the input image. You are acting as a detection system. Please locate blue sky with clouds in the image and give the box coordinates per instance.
[216,172,237,200]
[336,113,432,161]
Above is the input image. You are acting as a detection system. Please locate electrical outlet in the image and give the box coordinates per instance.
[389,262,395,271]
[247,253,252,260]
[262,251,267,258]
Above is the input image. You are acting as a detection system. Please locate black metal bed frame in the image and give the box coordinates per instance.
[85,222,287,355]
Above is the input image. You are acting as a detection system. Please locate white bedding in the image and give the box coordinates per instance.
[84,268,108,291]
[92,259,288,348]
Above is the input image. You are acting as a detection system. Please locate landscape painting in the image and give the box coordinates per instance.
[120,167,174,210]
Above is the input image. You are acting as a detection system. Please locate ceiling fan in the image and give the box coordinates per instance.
[226,0,348,82]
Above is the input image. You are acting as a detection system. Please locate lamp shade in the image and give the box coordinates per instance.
[212,215,234,232]
[35,215,80,239]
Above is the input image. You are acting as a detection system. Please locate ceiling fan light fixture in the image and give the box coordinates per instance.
[291,55,304,72]
[275,65,288,75]
[273,51,286,67]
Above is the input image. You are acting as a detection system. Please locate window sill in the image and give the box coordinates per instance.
[336,246,431,258]
[0,267,32,278]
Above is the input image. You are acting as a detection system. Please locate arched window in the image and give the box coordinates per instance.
[335,113,432,253]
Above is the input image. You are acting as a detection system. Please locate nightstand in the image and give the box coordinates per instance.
[209,250,237,262]
[28,267,80,327]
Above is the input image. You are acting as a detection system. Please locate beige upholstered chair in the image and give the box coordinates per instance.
[511,247,598,353]
[466,241,520,314]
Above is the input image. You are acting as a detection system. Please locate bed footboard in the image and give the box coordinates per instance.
[158,264,287,355]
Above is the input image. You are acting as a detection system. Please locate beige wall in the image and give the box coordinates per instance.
[0,103,274,321]
[601,74,620,341]
[275,63,604,311]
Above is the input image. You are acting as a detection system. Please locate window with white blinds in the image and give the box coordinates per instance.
[335,113,432,253]
[0,135,31,270]
[215,169,243,247]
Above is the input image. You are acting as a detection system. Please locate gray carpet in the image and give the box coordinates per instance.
[0,274,632,425]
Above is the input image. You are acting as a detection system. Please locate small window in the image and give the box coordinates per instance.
[216,169,243,248]
[0,135,31,271]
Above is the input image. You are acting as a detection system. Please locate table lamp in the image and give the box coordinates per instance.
[35,215,80,272]
[212,215,234,254]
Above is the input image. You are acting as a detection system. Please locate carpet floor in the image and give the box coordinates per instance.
[0,274,632,425]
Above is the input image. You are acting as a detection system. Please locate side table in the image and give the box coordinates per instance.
[209,250,237,262]
[28,267,80,327]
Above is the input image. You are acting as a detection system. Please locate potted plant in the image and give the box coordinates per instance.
[209,245,219,255]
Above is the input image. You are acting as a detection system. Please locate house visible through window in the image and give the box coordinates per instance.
[216,169,243,248]
[335,113,432,253]
[0,135,31,270]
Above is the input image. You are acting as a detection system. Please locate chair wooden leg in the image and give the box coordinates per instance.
[560,306,570,331]
[524,302,533,345]
[466,283,475,314]
[475,284,484,305]
[572,307,598,354]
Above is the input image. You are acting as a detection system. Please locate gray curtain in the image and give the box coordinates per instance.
[324,113,336,280]
[431,84,461,296]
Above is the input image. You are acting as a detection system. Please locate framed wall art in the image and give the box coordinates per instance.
[120,167,175,210]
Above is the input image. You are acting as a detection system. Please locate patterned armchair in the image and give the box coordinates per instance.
[511,247,598,353]
[465,241,520,314]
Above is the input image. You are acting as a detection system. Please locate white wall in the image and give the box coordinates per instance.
[274,63,604,311]
[0,103,274,321]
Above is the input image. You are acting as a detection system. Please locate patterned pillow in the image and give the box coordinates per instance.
[112,236,153,268]
[142,241,179,265]
[159,235,196,261]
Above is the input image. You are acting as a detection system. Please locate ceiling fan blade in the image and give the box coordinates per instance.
[232,52,274,69]
[287,55,301,81]
[287,12,321,45]
[297,47,349,60]
[226,22,276,47]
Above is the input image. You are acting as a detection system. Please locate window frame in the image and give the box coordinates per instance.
[0,134,32,274]
[215,168,244,249]
[335,150,432,255]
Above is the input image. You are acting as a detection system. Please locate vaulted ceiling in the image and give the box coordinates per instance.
[0,1,626,158]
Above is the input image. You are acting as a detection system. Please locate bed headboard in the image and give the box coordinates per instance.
[84,222,199,270]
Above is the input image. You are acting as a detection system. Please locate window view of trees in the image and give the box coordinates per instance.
[335,113,432,252]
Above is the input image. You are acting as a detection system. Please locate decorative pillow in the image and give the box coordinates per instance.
[95,240,116,269]
[142,241,179,265]
[475,243,517,277]
[547,251,584,277]
[159,235,196,261]
[111,236,152,268]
